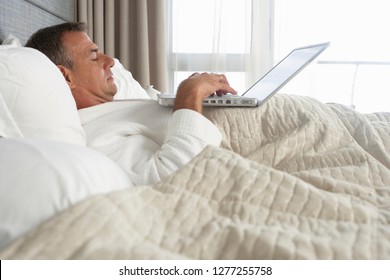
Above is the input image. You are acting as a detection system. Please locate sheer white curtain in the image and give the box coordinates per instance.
[168,0,273,93]
[248,0,273,86]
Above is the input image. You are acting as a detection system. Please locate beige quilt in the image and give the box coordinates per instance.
[1,94,390,259]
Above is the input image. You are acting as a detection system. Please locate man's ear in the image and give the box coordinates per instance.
[57,65,76,90]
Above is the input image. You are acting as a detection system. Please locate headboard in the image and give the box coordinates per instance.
[0,0,76,45]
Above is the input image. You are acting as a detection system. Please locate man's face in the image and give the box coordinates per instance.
[62,31,117,109]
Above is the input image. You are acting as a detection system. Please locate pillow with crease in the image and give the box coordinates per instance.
[0,138,133,250]
[112,58,151,100]
[0,45,86,145]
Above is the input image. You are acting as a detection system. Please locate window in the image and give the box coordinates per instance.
[168,1,390,113]
[167,0,272,95]
[274,0,390,113]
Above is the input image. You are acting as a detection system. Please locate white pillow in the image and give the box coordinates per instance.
[0,138,133,250]
[0,95,22,138]
[0,46,86,146]
[1,34,22,47]
[112,58,151,100]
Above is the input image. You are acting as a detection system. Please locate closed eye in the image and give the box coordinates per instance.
[91,48,99,60]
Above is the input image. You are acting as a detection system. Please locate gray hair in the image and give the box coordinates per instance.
[25,22,87,69]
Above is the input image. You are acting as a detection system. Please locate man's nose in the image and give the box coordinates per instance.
[103,54,115,68]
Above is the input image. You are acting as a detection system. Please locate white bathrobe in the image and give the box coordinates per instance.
[79,99,221,185]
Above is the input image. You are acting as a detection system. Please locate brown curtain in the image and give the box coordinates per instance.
[77,0,168,92]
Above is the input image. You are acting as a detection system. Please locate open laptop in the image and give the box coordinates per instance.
[158,42,330,107]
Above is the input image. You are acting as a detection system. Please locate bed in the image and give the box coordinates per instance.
[1,0,390,260]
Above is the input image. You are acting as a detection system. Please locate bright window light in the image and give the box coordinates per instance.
[274,0,390,113]
[169,0,251,93]
[172,0,249,54]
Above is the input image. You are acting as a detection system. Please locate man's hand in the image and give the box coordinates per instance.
[173,73,237,113]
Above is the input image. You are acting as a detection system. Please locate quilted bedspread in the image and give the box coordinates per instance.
[1,94,390,259]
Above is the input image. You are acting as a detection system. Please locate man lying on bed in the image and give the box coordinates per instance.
[25,22,237,185]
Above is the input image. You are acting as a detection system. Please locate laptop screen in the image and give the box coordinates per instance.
[244,43,330,100]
